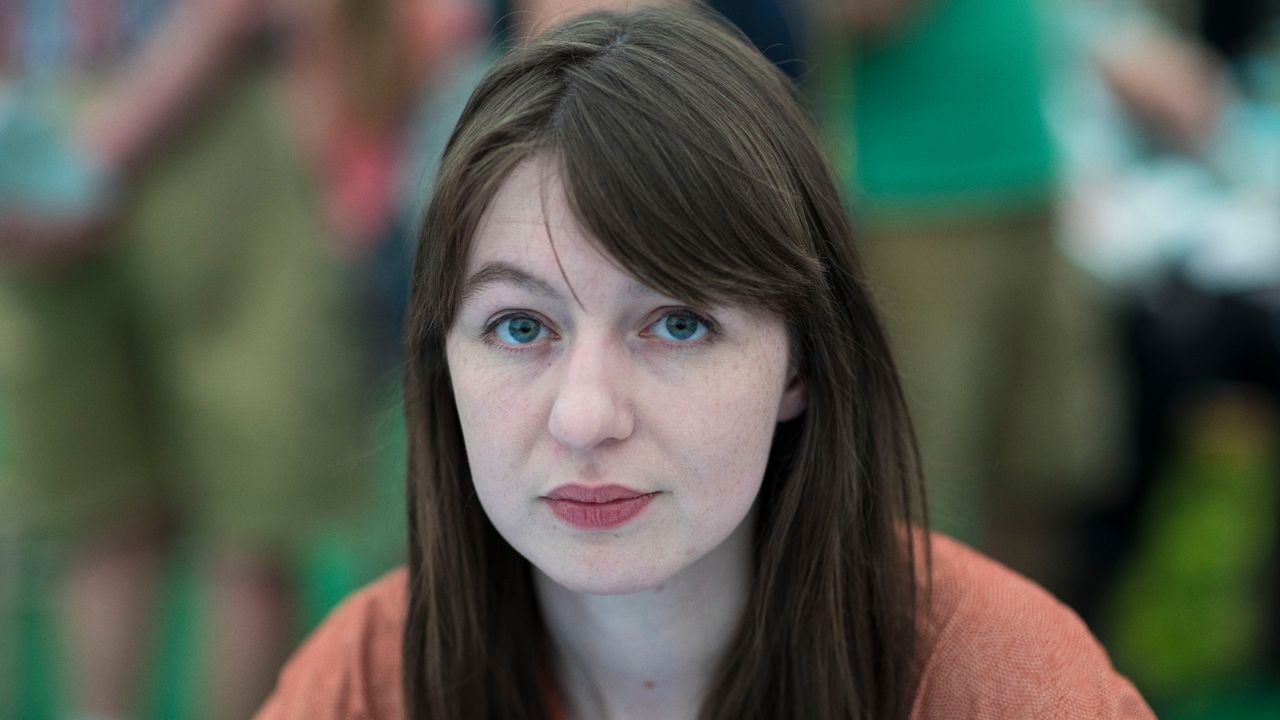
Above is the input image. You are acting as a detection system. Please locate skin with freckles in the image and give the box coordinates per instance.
[446,155,806,597]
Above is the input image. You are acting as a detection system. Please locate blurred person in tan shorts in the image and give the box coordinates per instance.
[0,1,369,717]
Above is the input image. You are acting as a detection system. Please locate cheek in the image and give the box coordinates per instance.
[446,344,547,499]
[659,351,787,506]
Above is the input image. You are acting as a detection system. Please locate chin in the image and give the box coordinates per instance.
[536,553,680,596]
[551,574,660,596]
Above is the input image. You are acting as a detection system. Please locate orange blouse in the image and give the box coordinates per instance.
[256,534,1154,719]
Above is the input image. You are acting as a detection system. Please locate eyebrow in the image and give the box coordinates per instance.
[459,261,564,304]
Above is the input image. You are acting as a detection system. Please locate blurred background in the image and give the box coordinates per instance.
[0,0,1277,718]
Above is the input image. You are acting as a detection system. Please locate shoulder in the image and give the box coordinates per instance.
[910,534,1154,720]
[255,567,409,720]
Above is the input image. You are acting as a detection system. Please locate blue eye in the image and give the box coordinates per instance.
[651,311,708,342]
[493,315,548,345]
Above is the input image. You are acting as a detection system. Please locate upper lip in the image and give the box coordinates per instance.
[543,484,653,503]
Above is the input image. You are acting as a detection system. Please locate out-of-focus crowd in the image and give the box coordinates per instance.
[1,1,1277,718]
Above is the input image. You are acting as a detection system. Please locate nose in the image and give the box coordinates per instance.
[547,335,635,452]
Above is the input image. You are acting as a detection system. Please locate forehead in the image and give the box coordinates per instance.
[471,156,573,259]
[465,156,642,298]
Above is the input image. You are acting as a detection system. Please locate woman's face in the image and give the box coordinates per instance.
[445,156,806,595]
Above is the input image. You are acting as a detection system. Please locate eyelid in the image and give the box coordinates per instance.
[482,310,547,335]
[641,307,719,343]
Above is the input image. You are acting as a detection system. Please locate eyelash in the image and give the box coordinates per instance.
[480,309,718,354]
[480,313,555,355]
[642,309,718,348]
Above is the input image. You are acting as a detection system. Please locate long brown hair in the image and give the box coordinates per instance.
[402,6,928,719]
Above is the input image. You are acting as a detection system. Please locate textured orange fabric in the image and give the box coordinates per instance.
[906,537,1153,719]
[256,534,1154,719]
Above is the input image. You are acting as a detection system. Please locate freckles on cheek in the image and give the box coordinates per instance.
[467,365,543,417]
[710,353,785,427]
[692,350,787,485]
[453,365,549,472]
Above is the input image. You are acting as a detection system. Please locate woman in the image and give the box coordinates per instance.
[258,6,1153,719]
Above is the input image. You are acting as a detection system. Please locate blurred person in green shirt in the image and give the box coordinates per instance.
[818,0,1115,564]
[818,0,1227,577]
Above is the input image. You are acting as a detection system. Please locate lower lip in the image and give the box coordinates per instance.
[544,493,658,530]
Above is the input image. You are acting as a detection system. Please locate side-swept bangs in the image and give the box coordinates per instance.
[413,8,829,341]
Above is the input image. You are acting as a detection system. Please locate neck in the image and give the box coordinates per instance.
[534,512,755,720]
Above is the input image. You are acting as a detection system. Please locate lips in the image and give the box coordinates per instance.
[544,484,651,503]
[542,484,658,529]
